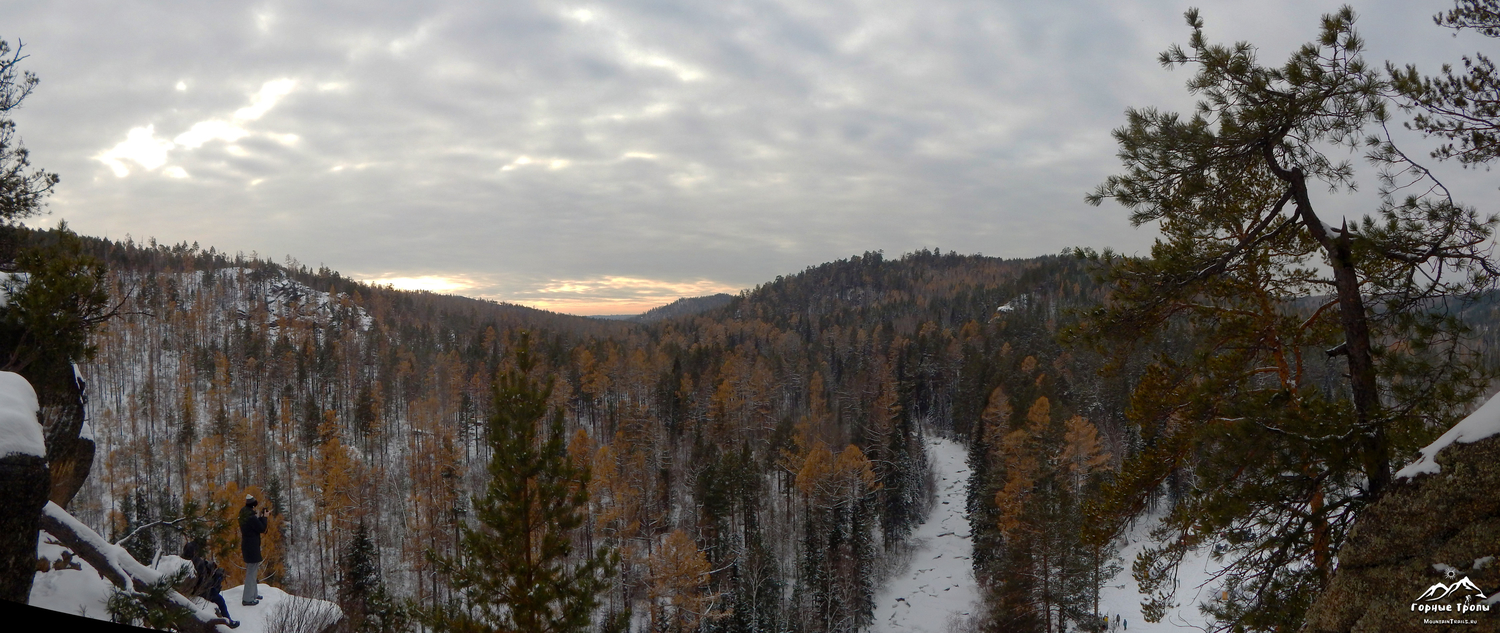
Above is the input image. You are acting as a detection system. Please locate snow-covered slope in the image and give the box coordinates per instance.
[30,530,115,619]
[1097,515,1216,632]
[1397,390,1500,479]
[219,585,343,633]
[870,437,979,632]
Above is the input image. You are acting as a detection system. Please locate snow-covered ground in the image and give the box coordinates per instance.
[1097,515,1216,632]
[30,531,115,619]
[0,371,44,459]
[869,437,979,632]
[31,526,340,631]
[219,584,343,633]
[865,435,1216,633]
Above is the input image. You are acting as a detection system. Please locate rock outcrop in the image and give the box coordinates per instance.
[0,371,49,603]
[37,370,92,508]
[1303,435,1500,632]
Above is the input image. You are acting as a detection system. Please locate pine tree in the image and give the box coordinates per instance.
[1394,0,1500,165]
[339,522,406,633]
[0,38,57,235]
[427,333,614,633]
[1079,6,1499,629]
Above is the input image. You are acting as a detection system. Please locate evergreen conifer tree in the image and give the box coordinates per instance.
[1079,7,1499,629]
[339,522,406,633]
[427,332,614,633]
[1394,0,1500,166]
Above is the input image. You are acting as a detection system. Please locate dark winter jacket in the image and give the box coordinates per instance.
[182,542,223,597]
[239,505,268,564]
[190,557,224,596]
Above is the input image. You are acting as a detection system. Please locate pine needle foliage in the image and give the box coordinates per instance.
[104,567,193,630]
[339,522,407,633]
[1393,0,1500,165]
[0,38,57,227]
[1077,6,1499,631]
[426,332,614,633]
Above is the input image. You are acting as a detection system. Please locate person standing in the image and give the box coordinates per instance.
[239,494,268,606]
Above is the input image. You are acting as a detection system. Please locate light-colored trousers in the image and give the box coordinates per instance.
[242,561,260,604]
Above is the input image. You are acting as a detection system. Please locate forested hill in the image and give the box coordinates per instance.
[78,234,631,341]
[729,249,1046,330]
[61,234,1111,633]
[633,293,733,322]
[66,235,1500,632]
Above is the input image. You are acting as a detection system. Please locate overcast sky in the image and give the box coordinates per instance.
[7,0,1497,314]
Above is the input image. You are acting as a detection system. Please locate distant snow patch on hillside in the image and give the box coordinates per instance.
[0,371,44,458]
[152,267,374,333]
[227,268,374,331]
[996,294,1028,314]
[1397,391,1500,479]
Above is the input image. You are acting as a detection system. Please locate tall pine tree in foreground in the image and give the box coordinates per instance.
[1078,6,1498,630]
[427,333,614,633]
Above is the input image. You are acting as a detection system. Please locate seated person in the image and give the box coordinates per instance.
[182,540,239,628]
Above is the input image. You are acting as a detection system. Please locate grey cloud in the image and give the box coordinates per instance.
[7,0,1496,312]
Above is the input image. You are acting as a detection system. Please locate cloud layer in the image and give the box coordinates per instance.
[8,0,1495,314]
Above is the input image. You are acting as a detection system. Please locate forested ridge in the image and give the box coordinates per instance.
[7,2,1500,631]
[60,231,1500,632]
[67,234,1115,632]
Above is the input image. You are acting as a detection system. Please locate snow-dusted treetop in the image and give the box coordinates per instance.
[0,371,44,458]
[1396,391,1500,479]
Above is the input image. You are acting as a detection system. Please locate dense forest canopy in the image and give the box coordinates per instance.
[7,3,1500,633]
[61,236,1108,632]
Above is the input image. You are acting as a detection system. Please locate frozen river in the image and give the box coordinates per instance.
[869,437,979,632]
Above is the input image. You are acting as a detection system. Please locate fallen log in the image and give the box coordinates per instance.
[37,501,234,632]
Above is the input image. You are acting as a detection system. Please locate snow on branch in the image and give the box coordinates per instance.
[39,501,231,632]
[1397,391,1500,479]
[113,516,190,546]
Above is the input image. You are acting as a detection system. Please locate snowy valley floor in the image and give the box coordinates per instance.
[867,436,1216,633]
[869,437,979,632]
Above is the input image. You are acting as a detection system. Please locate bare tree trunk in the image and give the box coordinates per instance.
[1285,169,1389,498]
[1265,149,1391,500]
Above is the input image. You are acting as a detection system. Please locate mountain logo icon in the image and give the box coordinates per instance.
[1415,576,1489,603]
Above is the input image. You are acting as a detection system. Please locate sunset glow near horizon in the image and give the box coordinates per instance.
[10,0,1496,315]
[356,273,739,315]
